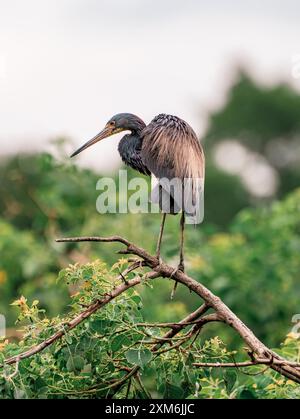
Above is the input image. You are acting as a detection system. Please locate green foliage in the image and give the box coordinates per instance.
[0,219,64,324]
[184,70,300,227]
[0,260,299,399]
[206,71,300,148]
[203,160,249,226]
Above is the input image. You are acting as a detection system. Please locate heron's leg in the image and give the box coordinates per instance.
[156,212,166,263]
[171,211,185,300]
[178,211,185,272]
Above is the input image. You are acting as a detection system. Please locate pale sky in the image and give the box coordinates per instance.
[0,0,300,171]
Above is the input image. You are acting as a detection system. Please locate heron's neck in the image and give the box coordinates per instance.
[117,116,147,173]
[118,118,145,155]
[118,130,147,174]
[118,131,142,159]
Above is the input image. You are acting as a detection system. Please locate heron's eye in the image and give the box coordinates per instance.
[108,121,115,128]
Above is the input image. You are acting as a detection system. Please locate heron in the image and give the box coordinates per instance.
[71,113,205,294]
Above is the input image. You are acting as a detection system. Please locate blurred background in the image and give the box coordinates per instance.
[1,0,300,349]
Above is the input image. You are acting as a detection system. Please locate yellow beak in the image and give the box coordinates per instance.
[70,126,115,157]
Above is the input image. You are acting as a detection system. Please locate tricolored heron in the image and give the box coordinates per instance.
[71,113,205,292]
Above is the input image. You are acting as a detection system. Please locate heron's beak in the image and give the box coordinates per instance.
[70,125,120,158]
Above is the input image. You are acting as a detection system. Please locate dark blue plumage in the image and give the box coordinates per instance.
[118,133,150,175]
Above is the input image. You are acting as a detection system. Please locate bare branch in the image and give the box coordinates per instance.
[193,359,300,369]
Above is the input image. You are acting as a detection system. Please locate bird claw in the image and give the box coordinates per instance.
[171,264,184,278]
[170,267,179,278]
[155,255,163,267]
[178,263,185,273]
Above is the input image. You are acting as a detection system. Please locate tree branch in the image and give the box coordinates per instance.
[3,235,300,387]
[56,235,300,383]
[193,359,300,369]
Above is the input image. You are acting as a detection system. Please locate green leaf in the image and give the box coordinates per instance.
[224,370,237,392]
[125,349,152,368]
[106,362,115,373]
[163,382,184,399]
[89,319,114,333]
[186,353,195,367]
[131,295,142,306]
[14,388,26,399]
[239,389,257,399]
[81,364,92,375]
[64,334,73,345]
[111,335,131,352]
[66,355,85,372]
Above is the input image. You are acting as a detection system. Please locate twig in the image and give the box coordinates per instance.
[152,313,220,355]
[111,304,213,394]
[193,359,300,368]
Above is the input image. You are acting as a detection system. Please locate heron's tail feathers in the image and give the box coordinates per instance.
[150,175,204,224]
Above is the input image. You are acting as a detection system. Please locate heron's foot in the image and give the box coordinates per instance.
[155,255,163,267]
[177,262,185,273]
[169,262,185,279]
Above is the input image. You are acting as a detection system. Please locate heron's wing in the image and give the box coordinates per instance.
[141,114,205,180]
[142,114,205,222]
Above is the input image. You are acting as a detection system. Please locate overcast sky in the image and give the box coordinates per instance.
[0,0,300,171]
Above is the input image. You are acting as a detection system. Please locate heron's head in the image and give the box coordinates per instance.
[70,113,145,157]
